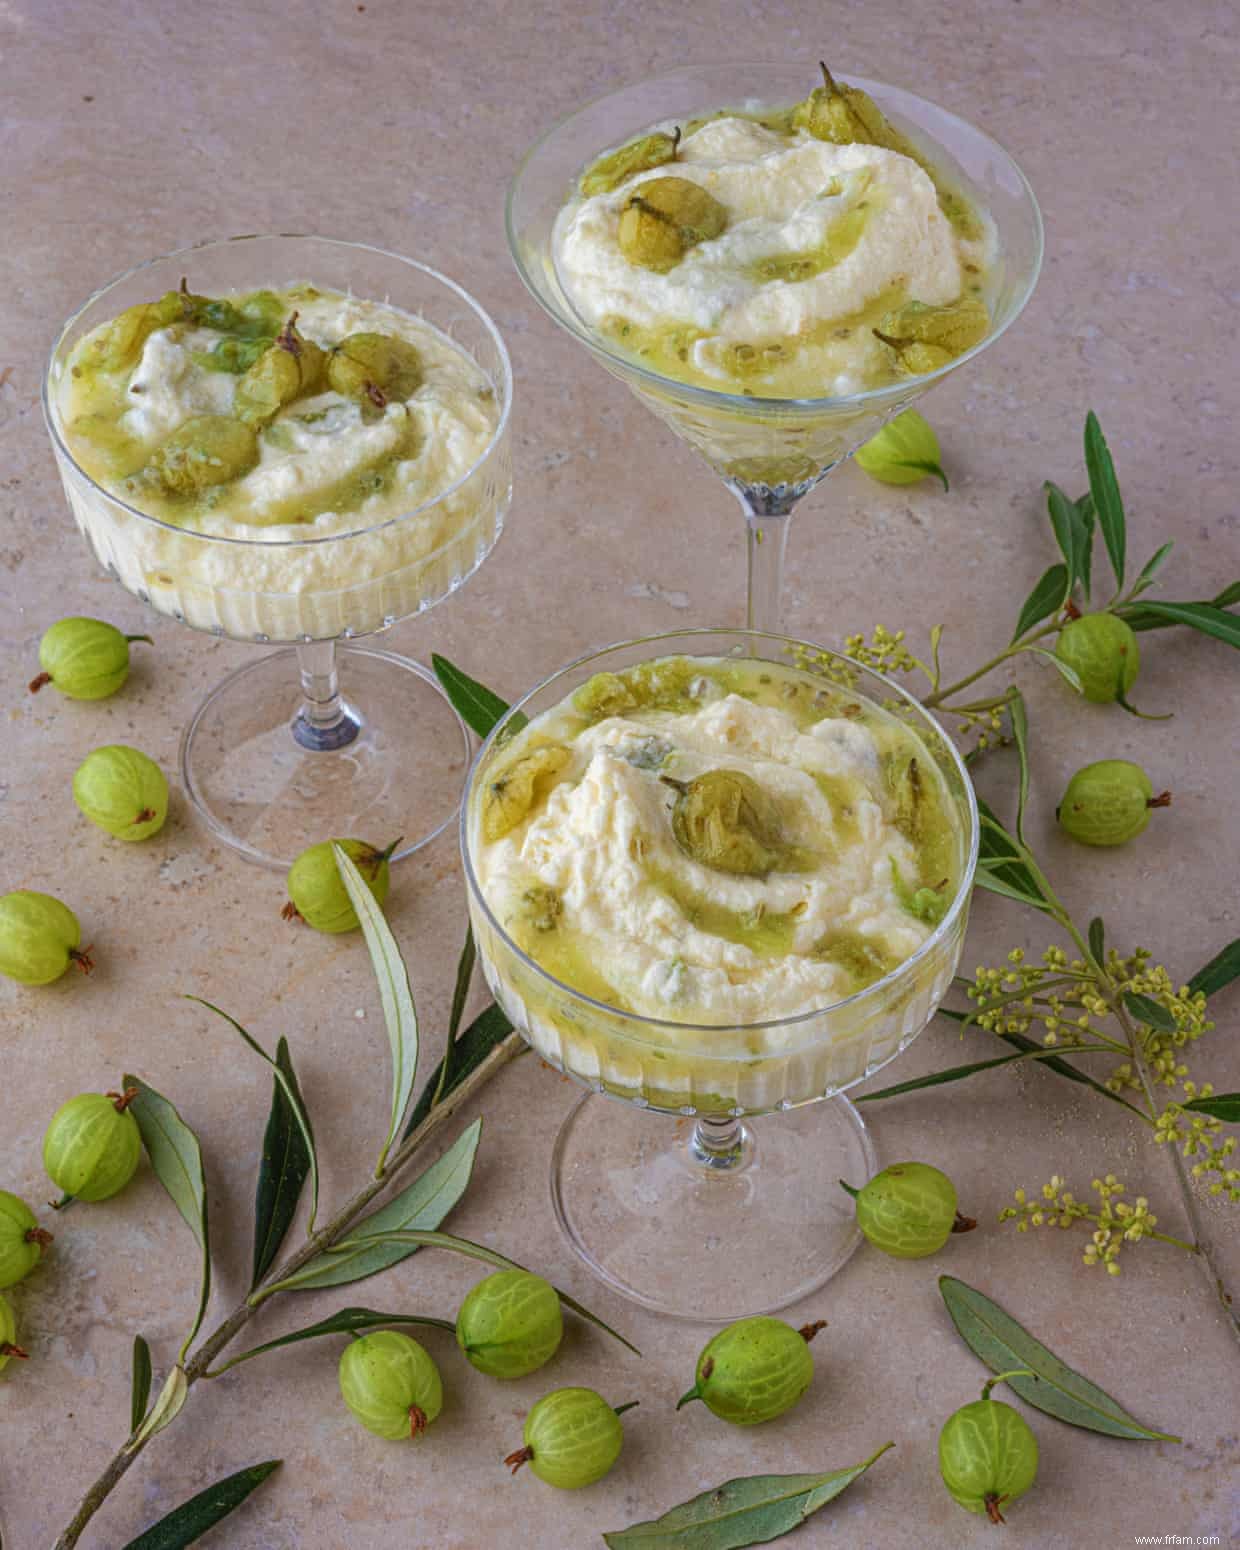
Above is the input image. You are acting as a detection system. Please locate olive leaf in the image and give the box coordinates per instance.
[1027,646,1083,695]
[332,843,417,1176]
[432,927,477,1109]
[120,1459,281,1550]
[123,1077,210,1359]
[266,1118,482,1294]
[1131,540,1175,597]
[1122,991,1177,1034]
[1084,411,1125,592]
[404,1002,516,1142]
[975,800,1051,909]
[988,1022,1145,1116]
[1008,689,1031,844]
[1045,480,1092,602]
[205,1307,456,1377]
[318,1228,640,1356]
[1188,937,1240,999]
[602,1444,892,1548]
[129,1334,152,1434]
[1118,600,1240,650]
[1088,915,1106,963]
[939,1277,1179,1440]
[188,1000,318,1264]
[857,1046,1085,1101]
[1010,563,1069,643]
[125,1364,188,1452]
[1213,579,1240,608]
[431,652,516,738]
[1182,1093,1240,1124]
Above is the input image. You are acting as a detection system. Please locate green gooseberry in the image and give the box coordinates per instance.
[505,1388,636,1488]
[456,1269,563,1380]
[147,414,259,496]
[73,745,169,842]
[676,1315,825,1425]
[338,1330,443,1440]
[1054,614,1140,703]
[841,1162,974,1259]
[29,617,151,700]
[1057,760,1170,847]
[326,333,423,407]
[0,891,93,985]
[0,1290,29,1373]
[0,1191,53,1289]
[938,1372,1039,1524]
[43,1090,142,1203]
[282,837,397,933]
[580,128,680,197]
[854,410,949,490]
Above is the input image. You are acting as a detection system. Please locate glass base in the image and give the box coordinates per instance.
[179,645,471,869]
[550,1092,875,1321]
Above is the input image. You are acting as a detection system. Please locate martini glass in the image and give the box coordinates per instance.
[507,65,1042,631]
[44,235,513,868]
[463,628,979,1321]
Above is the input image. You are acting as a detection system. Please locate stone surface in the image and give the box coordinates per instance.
[2,1,1238,1546]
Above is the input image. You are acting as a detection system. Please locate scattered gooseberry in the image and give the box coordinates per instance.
[0,891,93,986]
[505,1388,635,1488]
[841,1161,975,1259]
[29,617,151,700]
[43,1090,142,1203]
[338,1330,443,1441]
[0,1290,28,1374]
[282,837,397,933]
[938,1371,1039,1524]
[73,745,169,842]
[0,1191,52,1289]
[1057,760,1170,847]
[456,1269,563,1380]
[1054,614,1139,703]
[676,1315,825,1425]
[854,409,948,489]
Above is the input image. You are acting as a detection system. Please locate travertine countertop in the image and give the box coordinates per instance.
[2,1,1238,1546]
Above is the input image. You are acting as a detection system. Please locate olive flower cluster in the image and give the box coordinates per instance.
[998,1175,1178,1274]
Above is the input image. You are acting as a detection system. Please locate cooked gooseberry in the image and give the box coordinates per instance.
[456,1269,563,1380]
[326,333,422,407]
[0,1190,52,1289]
[282,837,396,933]
[29,617,151,700]
[855,410,949,490]
[505,1388,635,1488]
[617,176,728,274]
[580,129,680,197]
[841,1162,974,1259]
[939,1372,1039,1523]
[666,770,805,877]
[480,744,570,843]
[1054,614,1140,703]
[43,1090,141,1203]
[793,63,898,148]
[676,1315,825,1425]
[873,298,989,372]
[73,745,169,842]
[1057,760,1170,847]
[0,1290,28,1373]
[233,313,326,426]
[0,891,92,985]
[338,1330,443,1440]
[147,415,259,495]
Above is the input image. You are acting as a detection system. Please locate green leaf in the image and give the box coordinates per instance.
[1088,916,1106,963]
[317,1228,640,1356]
[1182,1093,1240,1124]
[431,653,515,738]
[602,1445,892,1548]
[125,1364,188,1452]
[1131,541,1174,597]
[990,1027,1145,1117]
[403,1002,516,1142]
[975,867,1053,911]
[939,1277,1178,1440]
[129,1335,152,1435]
[976,801,1051,907]
[121,1459,281,1550]
[1123,991,1177,1033]
[332,843,418,1175]
[1212,580,1240,609]
[1028,646,1083,695]
[1044,481,1090,600]
[189,1000,319,1249]
[274,1118,482,1293]
[857,1048,1071,1102]
[1084,411,1125,590]
[123,1077,210,1359]
[1118,601,1240,650]
[1076,489,1095,600]
[1008,689,1030,845]
[206,1307,456,1377]
[433,927,477,1109]
[1188,938,1240,1000]
[1010,563,1069,643]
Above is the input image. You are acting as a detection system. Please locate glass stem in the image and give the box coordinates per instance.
[292,640,361,751]
[734,485,798,634]
[688,1114,753,1174]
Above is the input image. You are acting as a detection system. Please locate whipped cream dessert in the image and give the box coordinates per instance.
[51,283,505,639]
[472,654,961,1029]
[554,70,994,399]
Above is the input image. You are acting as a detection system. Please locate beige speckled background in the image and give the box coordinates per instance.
[2,1,1239,1546]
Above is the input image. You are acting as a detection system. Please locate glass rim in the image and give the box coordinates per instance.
[42,232,514,552]
[506,63,1044,417]
[460,625,981,1042]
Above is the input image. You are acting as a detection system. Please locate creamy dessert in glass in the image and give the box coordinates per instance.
[45,236,513,867]
[463,629,979,1319]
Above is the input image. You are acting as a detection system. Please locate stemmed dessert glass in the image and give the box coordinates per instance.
[507,65,1042,631]
[44,235,513,868]
[463,629,979,1321]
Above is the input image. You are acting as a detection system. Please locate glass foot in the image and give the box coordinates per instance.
[179,645,471,869]
[550,1092,875,1321]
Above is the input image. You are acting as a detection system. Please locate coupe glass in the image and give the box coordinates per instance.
[508,65,1042,631]
[44,235,513,868]
[463,629,979,1320]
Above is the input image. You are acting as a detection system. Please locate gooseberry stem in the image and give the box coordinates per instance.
[979,1368,1034,1401]
[923,622,1061,708]
[613,1401,640,1417]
